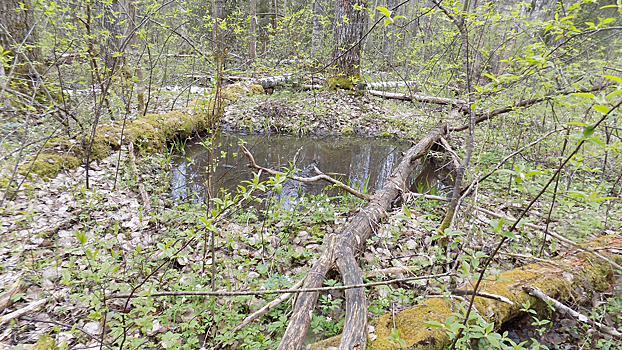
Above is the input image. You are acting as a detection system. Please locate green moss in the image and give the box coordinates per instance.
[221,84,264,101]
[21,84,263,182]
[377,131,393,138]
[341,126,354,135]
[327,76,354,90]
[19,154,81,180]
[31,335,58,350]
[312,236,622,350]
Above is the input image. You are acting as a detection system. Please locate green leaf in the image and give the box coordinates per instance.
[501,231,518,239]
[256,264,268,275]
[376,6,391,17]
[425,321,445,328]
[603,74,622,84]
[490,218,505,232]
[566,122,589,126]
[606,90,622,99]
[593,105,610,114]
[583,125,595,137]
[573,92,595,99]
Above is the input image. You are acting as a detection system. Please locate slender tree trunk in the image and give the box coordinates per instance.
[249,0,257,60]
[330,0,368,81]
[0,60,11,111]
[311,0,323,58]
[273,0,278,29]
[95,0,122,71]
[382,0,396,66]
[213,0,225,42]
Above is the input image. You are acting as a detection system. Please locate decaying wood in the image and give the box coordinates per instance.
[0,280,27,313]
[240,145,369,201]
[128,142,152,214]
[365,81,419,89]
[312,235,622,349]
[523,285,622,339]
[367,89,467,106]
[0,298,48,326]
[253,74,297,89]
[439,136,461,169]
[278,124,447,350]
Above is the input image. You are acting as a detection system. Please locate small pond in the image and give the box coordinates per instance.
[170,133,452,204]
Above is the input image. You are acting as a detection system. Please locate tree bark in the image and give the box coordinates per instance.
[367,89,467,106]
[311,0,323,58]
[382,0,396,66]
[0,0,43,89]
[277,124,447,350]
[330,0,368,80]
[249,0,257,60]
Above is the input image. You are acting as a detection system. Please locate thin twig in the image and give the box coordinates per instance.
[108,273,451,299]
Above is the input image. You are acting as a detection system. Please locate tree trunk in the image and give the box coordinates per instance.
[277,125,447,350]
[0,0,43,90]
[213,0,225,42]
[94,0,123,71]
[249,0,257,60]
[382,0,396,66]
[311,0,323,58]
[330,0,368,81]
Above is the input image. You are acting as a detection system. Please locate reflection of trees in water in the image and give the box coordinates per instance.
[169,134,419,203]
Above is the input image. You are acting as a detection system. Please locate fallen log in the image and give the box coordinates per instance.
[365,81,420,90]
[277,124,447,350]
[253,74,298,89]
[312,235,622,349]
[367,89,467,107]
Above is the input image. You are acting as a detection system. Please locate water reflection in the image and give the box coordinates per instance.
[170,133,451,204]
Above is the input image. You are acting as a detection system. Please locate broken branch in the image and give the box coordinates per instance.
[523,285,622,339]
[240,144,369,200]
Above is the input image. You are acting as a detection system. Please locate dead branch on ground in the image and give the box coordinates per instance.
[523,285,622,339]
[240,144,369,200]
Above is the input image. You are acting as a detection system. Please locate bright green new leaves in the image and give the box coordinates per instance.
[567,190,614,209]
[376,6,405,27]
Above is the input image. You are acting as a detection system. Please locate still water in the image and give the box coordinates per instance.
[170,133,451,203]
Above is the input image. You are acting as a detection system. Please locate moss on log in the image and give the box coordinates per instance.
[312,235,622,350]
[19,84,263,180]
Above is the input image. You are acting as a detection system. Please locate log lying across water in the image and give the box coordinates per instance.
[276,124,447,350]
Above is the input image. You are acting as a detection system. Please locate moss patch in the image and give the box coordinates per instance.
[221,84,264,101]
[341,126,354,135]
[19,154,81,180]
[327,76,355,90]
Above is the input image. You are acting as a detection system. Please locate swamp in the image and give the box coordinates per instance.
[1,1,622,350]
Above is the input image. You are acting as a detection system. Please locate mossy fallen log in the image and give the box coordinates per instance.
[18,84,263,180]
[312,235,622,350]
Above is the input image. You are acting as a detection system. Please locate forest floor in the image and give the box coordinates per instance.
[0,88,621,350]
